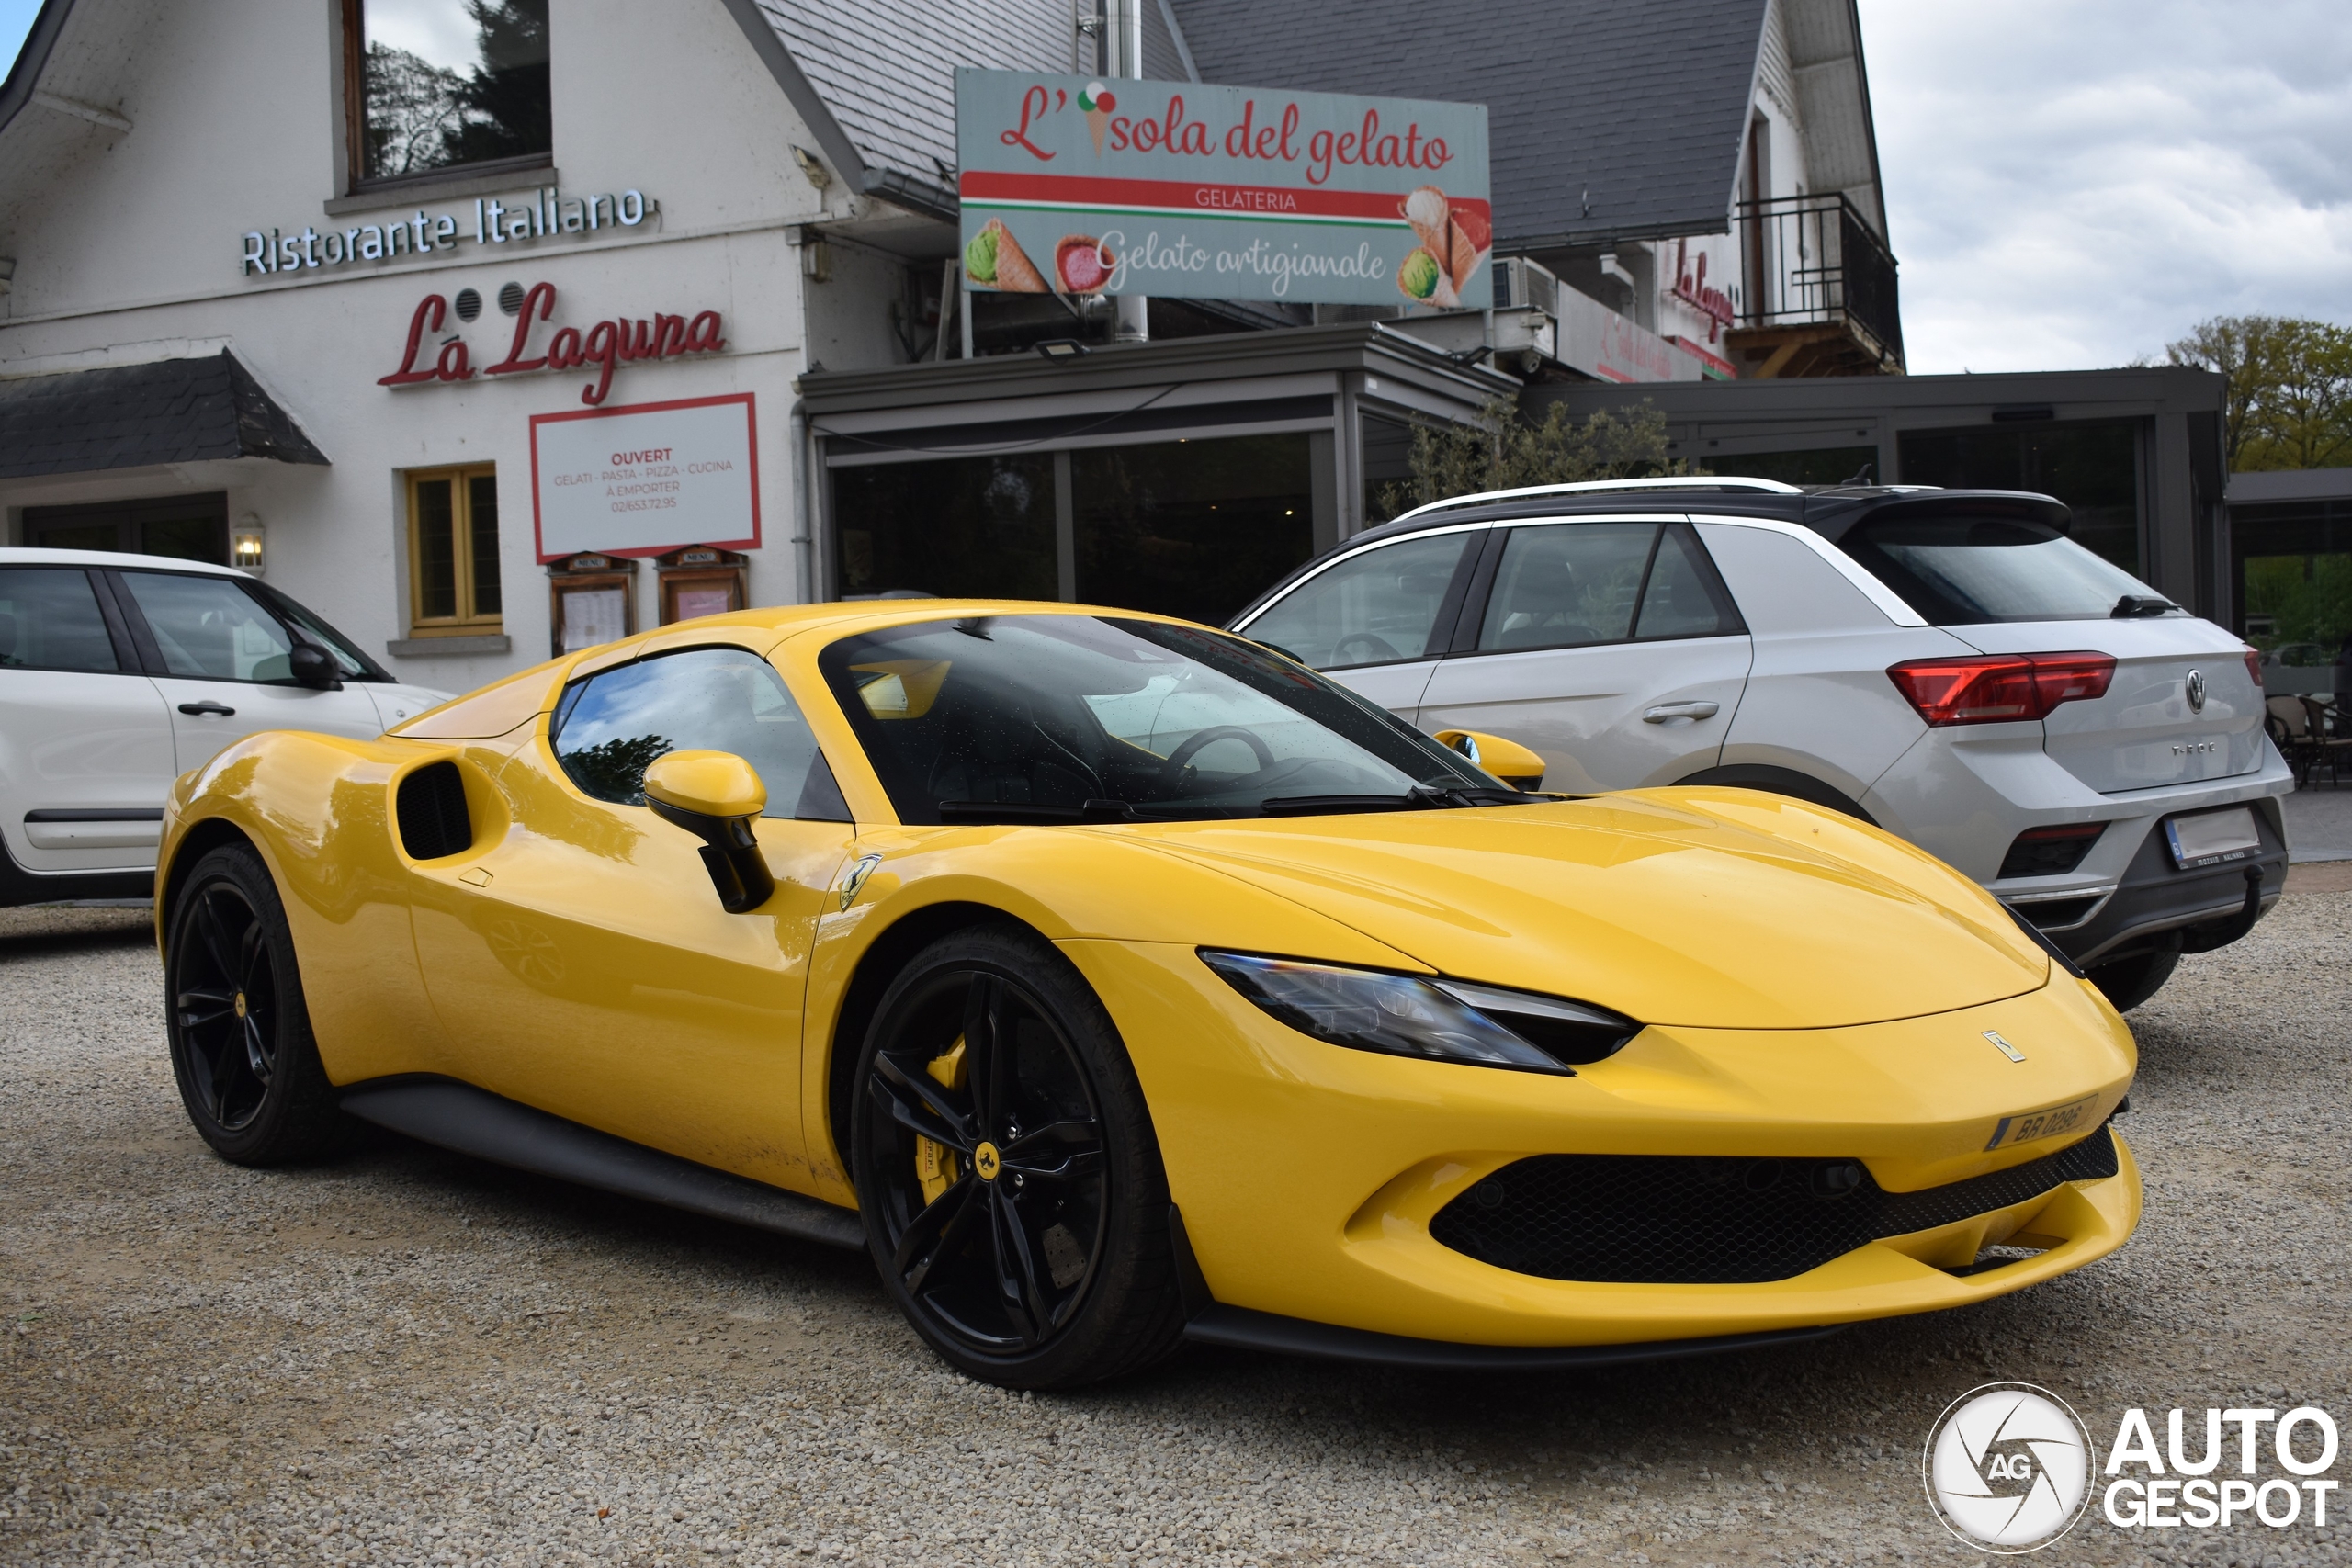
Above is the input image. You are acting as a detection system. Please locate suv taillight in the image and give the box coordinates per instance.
[1886,653,2117,727]
[2245,648,2263,690]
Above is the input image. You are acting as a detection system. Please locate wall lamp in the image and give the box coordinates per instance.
[232,514,266,575]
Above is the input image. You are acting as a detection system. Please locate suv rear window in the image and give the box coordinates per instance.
[1838,514,2162,625]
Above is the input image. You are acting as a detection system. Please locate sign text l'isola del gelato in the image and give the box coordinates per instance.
[956,71,1491,310]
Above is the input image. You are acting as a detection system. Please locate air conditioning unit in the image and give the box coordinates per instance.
[1491,255,1560,318]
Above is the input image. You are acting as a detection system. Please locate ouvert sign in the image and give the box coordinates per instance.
[956,70,1490,310]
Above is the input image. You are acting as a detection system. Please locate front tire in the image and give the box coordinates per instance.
[850,923,1185,1389]
[2087,947,2179,1012]
[165,844,349,1165]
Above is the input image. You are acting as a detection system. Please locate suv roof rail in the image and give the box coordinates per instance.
[1390,475,1805,524]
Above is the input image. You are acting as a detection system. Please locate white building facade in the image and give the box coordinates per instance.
[2,0,1897,692]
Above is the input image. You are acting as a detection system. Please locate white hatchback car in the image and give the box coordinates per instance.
[0,548,450,905]
[1230,478,2293,1010]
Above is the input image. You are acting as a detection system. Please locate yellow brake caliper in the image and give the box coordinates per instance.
[914,1038,967,1205]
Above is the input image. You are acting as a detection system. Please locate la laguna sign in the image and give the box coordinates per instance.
[379,282,725,405]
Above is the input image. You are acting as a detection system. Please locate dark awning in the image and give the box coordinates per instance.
[0,350,328,479]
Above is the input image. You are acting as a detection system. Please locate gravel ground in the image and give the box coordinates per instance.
[2,888,2347,1568]
[2283,784,2352,860]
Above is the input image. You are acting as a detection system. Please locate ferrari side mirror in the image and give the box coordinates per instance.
[1434,728,1546,792]
[288,641,344,690]
[642,750,776,913]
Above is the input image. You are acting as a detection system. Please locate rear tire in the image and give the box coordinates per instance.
[850,923,1185,1389]
[165,844,349,1165]
[2087,947,2179,1012]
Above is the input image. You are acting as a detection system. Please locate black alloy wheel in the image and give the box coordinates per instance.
[166,845,347,1164]
[851,924,1185,1388]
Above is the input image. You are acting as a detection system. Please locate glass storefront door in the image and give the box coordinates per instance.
[831,453,1057,601]
[1070,434,1313,625]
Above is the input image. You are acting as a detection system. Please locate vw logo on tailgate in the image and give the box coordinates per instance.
[2185,669,2206,714]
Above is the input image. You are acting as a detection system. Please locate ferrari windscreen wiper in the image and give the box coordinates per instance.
[935,798,1142,824]
[1259,785,1536,818]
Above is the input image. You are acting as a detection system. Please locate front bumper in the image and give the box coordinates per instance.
[1071,939,2140,1349]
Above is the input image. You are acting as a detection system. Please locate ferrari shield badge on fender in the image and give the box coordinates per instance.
[838,852,884,910]
[1984,1030,2027,1063]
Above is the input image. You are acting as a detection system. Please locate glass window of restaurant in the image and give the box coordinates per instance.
[23,492,230,564]
[1896,420,2143,575]
[831,434,1317,626]
[2232,497,2352,688]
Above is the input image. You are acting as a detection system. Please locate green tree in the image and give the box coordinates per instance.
[2165,315,2352,471]
[1374,399,1690,521]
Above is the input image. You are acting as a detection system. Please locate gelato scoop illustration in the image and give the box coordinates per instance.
[1055,235,1115,296]
[1396,186,1487,310]
[965,218,1048,293]
[1078,81,1118,154]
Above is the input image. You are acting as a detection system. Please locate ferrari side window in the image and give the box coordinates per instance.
[551,647,840,820]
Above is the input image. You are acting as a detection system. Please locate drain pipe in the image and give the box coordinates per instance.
[788,395,815,604]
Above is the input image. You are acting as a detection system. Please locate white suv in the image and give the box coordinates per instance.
[1230,478,2293,1010]
[0,548,451,905]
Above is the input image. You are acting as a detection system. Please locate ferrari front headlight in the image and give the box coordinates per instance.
[1198,951,1637,1075]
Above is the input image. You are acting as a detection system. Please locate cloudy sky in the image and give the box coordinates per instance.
[1855,0,2352,374]
[2,2,2346,376]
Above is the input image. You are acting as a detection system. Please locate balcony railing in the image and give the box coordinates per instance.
[1734,193,1905,367]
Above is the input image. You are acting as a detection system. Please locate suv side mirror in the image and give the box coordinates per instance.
[641,750,776,913]
[1435,728,1546,792]
[288,641,344,690]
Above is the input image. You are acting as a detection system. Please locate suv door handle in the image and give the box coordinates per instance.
[1643,701,1720,723]
[177,701,237,717]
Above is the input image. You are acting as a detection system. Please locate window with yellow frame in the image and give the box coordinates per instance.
[405,466,503,636]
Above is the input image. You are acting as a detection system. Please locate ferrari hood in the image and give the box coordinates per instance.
[1122,790,2049,1030]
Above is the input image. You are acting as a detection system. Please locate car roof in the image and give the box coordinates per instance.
[1228,482,2075,626]
[0,546,250,576]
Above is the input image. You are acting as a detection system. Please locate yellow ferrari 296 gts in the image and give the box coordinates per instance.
[155,603,2140,1388]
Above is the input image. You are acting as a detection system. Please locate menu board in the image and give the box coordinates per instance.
[530,393,759,561]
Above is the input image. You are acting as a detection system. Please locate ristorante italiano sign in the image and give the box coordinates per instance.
[956,71,1491,310]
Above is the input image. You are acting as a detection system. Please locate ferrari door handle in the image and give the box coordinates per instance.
[1643,701,1720,723]
[177,701,237,717]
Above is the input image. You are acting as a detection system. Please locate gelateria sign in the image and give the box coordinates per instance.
[956,70,1490,310]
[239,186,656,276]
[378,282,724,406]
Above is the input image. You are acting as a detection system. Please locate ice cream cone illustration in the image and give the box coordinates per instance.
[1396,245,1459,310]
[1448,205,1492,294]
[965,218,1048,292]
[1079,82,1117,154]
[1402,186,1450,257]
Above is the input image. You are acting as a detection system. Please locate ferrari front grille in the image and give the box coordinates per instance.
[1429,1124,2120,1284]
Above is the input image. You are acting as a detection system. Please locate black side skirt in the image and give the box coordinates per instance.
[1182,1303,1841,1371]
[338,1077,865,1251]
[0,828,154,908]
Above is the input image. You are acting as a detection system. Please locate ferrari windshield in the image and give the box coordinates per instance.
[818,615,1502,823]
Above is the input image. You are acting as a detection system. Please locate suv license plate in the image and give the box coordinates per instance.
[2164,807,2260,870]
